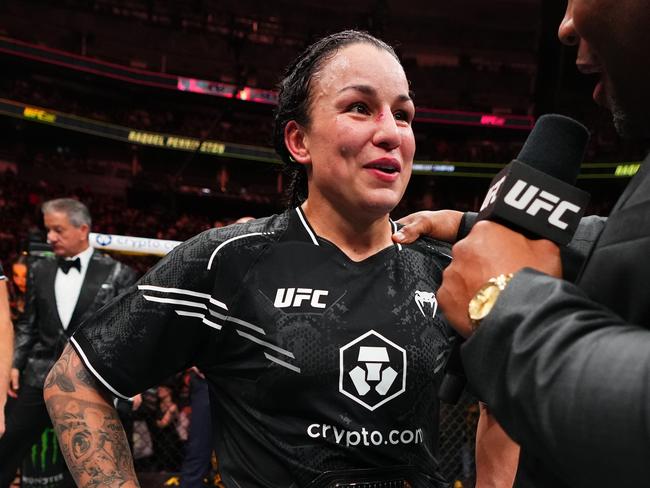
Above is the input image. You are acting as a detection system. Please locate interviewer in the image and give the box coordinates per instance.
[393,1,650,486]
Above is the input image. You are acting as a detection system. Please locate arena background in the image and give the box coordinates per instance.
[0,1,648,487]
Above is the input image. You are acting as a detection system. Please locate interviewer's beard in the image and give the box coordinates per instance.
[608,87,650,141]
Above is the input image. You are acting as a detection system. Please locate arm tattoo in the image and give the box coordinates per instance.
[45,344,139,488]
[44,347,76,392]
[76,367,100,389]
[46,395,138,488]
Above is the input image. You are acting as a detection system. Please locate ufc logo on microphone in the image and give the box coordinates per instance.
[274,287,329,309]
[504,180,581,230]
[480,176,506,211]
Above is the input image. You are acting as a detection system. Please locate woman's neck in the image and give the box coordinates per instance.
[301,199,394,261]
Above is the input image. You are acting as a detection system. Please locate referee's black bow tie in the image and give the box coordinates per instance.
[57,257,81,274]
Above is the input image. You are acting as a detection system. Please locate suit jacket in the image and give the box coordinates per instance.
[13,250,138,389]
[461,153,650,487]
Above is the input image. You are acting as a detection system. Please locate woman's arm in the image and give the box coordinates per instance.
[0,280,12,437]
[44,344,140,488]
[475,403,519,488]
[156,403,178,428]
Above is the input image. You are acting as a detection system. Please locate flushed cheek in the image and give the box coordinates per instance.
[335,123,368,151]
[402,136,415,154]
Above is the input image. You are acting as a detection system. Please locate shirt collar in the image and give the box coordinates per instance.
[293,206,402,252]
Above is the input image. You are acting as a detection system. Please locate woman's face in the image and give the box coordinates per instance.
[12,263,27,293]
[157,386,172,400]
[298,43,415,220]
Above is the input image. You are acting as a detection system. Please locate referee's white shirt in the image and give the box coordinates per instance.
[55,245,93,329]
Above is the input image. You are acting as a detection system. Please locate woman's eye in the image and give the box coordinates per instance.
[394,110,412,123]
[348,102,370,114]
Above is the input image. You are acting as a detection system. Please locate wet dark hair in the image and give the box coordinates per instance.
[272,30,401,208]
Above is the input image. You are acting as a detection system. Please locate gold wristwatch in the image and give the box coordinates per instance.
[468,273,514,330]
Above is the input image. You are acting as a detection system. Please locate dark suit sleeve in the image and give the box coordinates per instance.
[12,261,39,370]
[461,268,650,486]
[560,215,607,282]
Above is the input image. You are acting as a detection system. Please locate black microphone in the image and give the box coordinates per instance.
[439,114,591,404]
[476,114,591,244]
[456,114,592,243]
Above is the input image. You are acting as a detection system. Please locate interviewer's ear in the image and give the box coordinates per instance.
[284,121,311,164]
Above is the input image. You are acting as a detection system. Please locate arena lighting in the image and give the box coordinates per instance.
[480,115,507,127]
[0,98,639,180]
[415,108,533,130]
[615,163,641,177]
[412,163,455,173]
[237,88,250,101]
[0,36,530,128]
[23,106,56,123]
[178,77,277,105]
[177,77,238,98]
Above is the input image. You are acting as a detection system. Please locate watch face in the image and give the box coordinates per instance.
[468,274,514,328]
[468,282,500,322]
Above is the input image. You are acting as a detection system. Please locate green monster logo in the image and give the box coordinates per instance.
[29,428,59,471]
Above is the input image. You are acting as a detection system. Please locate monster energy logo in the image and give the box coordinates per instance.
[28,428,59,471]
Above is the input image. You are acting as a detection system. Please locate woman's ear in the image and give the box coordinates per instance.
[284,121,311,164]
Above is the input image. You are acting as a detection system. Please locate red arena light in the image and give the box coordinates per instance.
[480,115,507,127]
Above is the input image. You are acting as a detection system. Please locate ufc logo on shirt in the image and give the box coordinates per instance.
[274,288,329,309]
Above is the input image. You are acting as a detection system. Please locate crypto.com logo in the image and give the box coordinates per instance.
[339,330,407,411]
[94,234,112,246]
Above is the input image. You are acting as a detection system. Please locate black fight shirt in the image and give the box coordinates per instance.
[72,208,455,487]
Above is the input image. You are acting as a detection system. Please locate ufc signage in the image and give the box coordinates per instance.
[503,180,581,230]
[274,287,329,309]
[477,161,590,245]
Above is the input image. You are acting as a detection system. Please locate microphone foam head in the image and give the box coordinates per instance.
[516,114,590,184]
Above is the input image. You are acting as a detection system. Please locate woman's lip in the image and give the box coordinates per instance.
[364,167,401,182]
[363,158,401,172]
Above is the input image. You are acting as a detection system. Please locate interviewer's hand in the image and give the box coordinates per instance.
[438,221,562,338]
[392,210,464,244]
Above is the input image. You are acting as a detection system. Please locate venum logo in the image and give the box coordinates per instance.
[414,290,438,318]
[274,288,329,309]
[339,330,406,411]
[503,180,581,230]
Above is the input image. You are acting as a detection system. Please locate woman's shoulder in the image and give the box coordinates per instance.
[174,212,291,259]
[203,211,291,243]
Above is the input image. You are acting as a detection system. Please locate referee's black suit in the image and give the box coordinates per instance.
[0,251,137,488]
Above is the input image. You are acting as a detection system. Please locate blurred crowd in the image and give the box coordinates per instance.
[0,169,252,278]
